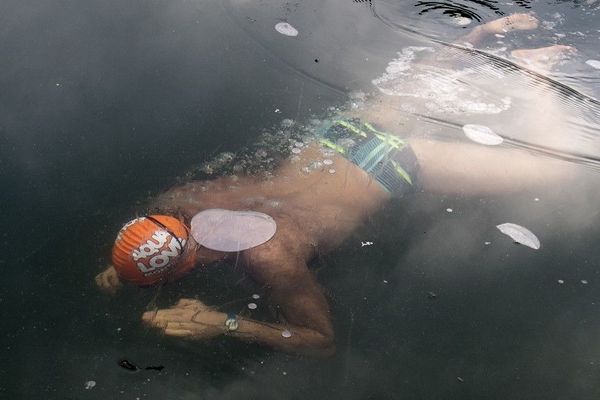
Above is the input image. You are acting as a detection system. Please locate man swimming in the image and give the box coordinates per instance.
[96,14,576,357]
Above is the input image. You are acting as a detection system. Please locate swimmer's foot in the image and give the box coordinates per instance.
[458,13,539,46]
[511,45,576,72]
[481,13,539,35]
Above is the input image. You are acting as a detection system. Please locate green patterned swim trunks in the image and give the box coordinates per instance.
[317,118,419,196]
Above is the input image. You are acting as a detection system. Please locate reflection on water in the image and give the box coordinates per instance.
[4,0,600,399]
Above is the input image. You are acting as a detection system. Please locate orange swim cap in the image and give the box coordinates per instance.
[112,215,193,286]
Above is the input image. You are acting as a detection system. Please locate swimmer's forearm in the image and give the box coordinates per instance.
[227,317,335,357]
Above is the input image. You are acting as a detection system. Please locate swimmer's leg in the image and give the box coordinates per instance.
[407,41,577,196]
[409,135,574,195]
[457,13,539,46]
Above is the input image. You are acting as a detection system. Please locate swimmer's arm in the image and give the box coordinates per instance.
[147,177,271,216]
[142,268,335,358]
[142,258,335,357]
[228,259,335,357]
[147,180,239,216]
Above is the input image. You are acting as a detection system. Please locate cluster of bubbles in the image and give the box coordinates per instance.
[182,109,345,183]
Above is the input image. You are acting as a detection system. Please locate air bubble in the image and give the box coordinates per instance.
[281,118,294,128]
[281,330,292,338]
[311,161,323,170]
[248,303,257,310]
[321,148,335,157]
[255,149,267,158]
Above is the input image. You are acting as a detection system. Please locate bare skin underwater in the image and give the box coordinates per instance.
[96,14,577,357]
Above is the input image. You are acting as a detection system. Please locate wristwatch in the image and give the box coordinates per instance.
[224,312,239,332]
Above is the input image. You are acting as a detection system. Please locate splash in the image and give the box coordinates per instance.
[372,47,512,115]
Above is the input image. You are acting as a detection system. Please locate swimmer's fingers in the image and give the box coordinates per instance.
[164,327,194,337]
[143,312,225,339]
[173,298,211,311]
[142,308,188,325]
[164,322,209,338]
[142,306,202,329]
[95,265,122,294]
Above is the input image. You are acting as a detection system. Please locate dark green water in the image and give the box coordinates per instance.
[2,0,600,399]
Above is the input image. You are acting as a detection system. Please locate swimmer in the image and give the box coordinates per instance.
[96,14,577,357]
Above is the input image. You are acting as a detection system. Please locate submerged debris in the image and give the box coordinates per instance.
[462,124,503,145]
[119,359,139,371]
[275,22,299,37]
[496,223,540,250]
[586,59,600,69]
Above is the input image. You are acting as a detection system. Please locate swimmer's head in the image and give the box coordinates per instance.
[112,215,195,286]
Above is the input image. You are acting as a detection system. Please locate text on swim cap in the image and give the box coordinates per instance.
[132,230,186,275]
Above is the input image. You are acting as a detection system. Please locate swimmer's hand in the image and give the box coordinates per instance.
[95,265,122,294]
[142,298,226,340]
